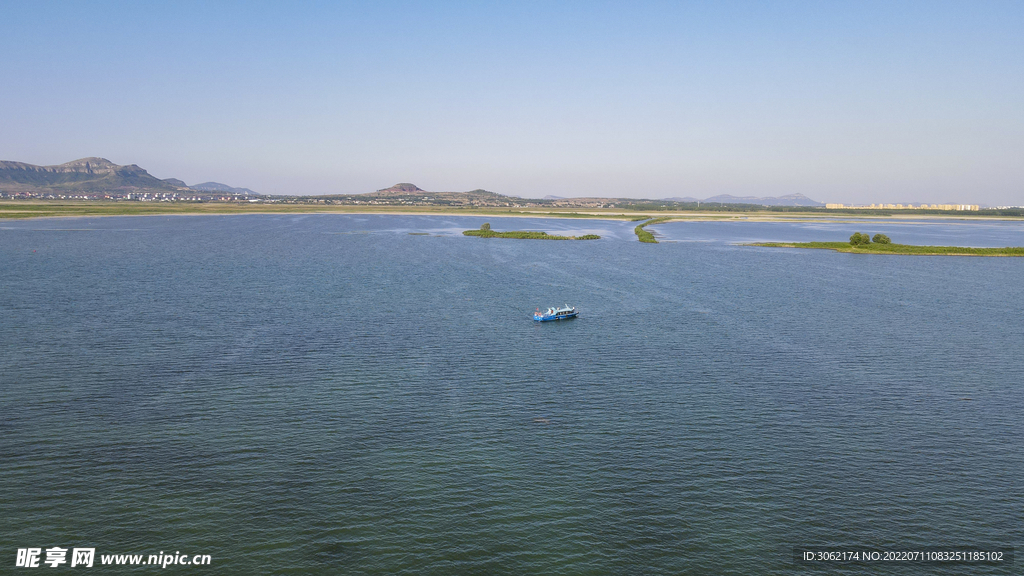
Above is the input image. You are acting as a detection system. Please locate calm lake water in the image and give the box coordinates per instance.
[2,214,1022,574]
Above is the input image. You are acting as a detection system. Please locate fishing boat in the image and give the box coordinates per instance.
[534,304,578,322]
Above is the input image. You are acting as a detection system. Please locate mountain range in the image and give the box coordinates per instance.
[2,158,825,206]
[662,193,823,206]
[0,158,257,195]
[331,183,510,205]
[190,182,258,195]
[366,187,824,207]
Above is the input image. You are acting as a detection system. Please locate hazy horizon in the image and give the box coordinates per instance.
[2,1,1021,205]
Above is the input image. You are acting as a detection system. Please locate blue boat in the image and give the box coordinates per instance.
[534,304,578,322]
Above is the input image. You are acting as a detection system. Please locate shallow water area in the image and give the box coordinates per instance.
[2,214,1021,574]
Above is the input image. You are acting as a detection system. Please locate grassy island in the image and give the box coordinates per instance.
[634,217,673,243]
[462,223,599,240]
[750,242,1024,257]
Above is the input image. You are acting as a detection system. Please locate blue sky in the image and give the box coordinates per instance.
[2,1,1022,204]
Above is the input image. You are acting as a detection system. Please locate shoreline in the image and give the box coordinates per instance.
[4,201,1024,223]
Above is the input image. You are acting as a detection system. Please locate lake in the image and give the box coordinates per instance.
[2,214,1021,574]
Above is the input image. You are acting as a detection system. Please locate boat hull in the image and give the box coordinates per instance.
[533,311,579,322]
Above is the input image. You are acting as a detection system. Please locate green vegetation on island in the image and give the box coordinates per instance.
[751,233,1024,256]
[635,223,656,243]
[462,223,600,240]
[848,232,892,246]
[634,217,673,243]
[848,232,870,245]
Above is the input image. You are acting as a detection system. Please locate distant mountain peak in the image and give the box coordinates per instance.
[379,183,424,193]
[0,157,257,195]
[190,182,257,195]
[701,193,824,207]
[62,157,116,167]
[0,157,167,191]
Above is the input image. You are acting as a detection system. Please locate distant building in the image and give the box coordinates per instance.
[826,203,979,211]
